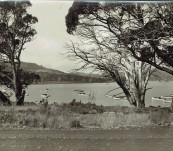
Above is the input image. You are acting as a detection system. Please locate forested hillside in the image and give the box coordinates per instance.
[21,62,107,83]
[21,62,173,83]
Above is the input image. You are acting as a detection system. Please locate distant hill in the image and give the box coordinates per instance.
[20,62,173,83]
[72,69,173,81]
[150,69,173,81]
[70,71,102,78]
[21,62,107,84]
[21,62,64,74]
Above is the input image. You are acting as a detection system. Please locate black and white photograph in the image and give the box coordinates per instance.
[0,0,173,150]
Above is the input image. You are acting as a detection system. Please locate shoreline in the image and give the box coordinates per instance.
[36,81,112,85]
[29,79,173,85]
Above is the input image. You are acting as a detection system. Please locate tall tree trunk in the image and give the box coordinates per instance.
[136,92,145,108]
[120,85,137,107]
[138,100,145,108]
[13,68,18,104]
[122,85,145,108]
[128,61,146,109]
[13,67,25,106]
[131,85,146,109]
[136,62,145,108]
[16,89,25,106]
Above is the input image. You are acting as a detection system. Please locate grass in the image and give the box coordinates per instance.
[148,108,173,125]
[0,101,173,129]
[0,105,73,129]
[95,112,149,129]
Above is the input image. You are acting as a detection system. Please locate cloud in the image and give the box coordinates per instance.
[20,1,76,72]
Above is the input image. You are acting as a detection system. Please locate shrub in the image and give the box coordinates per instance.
[148,109,172,125]
[95,112,149,129]
[61,100,104,114]
[70,120,81,128]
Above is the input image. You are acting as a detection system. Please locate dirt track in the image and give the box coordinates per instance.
[0,127,173,151]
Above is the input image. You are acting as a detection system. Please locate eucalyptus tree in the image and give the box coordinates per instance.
[66,22,153,108]
[66,2,173,75]
[0,1,39,105]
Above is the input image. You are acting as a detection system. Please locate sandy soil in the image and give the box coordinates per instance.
[0,127,173,151]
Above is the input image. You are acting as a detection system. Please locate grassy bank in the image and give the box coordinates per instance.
[0,101,173,129]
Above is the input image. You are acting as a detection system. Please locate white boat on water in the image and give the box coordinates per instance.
[161,96,173,99]
[105,94,126,100]
[114,96,127,100]
[152,96,172,103]
[74,89,84,93]
[162,99,172,103]
[152,97,164,101]
[105,94,113,98]
[25,93,29,96]
[41,94,50,98]
[78,92,88,96]
[113,97,121,100]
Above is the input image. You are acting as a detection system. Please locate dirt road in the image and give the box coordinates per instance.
[0,127,173,151]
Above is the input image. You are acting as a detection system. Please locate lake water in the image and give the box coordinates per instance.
[1,81,173,107]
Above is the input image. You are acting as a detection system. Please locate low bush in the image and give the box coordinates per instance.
[94,112,149,129]
[148,109,172,125]
[70,120,81,128]
[61,99,104,114]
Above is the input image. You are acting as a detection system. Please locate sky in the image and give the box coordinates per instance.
[21,0,77,72]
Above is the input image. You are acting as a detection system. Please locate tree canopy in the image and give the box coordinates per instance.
[0,1,38,64]
[66,2,173,75]
[0,1,39,105]
[66,2,155,108]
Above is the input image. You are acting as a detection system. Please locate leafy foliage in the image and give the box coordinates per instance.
[0,1,38,105]
[66,2,173,75]
[0,1,38,62]
[66,2,154,108]
[66,2,100,34]
[0,67,40,91]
